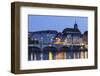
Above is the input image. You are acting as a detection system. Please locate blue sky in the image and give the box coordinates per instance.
[28,15,88,34]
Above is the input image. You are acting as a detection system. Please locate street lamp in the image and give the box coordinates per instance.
[40,37,43,49]
[40,37,43,60]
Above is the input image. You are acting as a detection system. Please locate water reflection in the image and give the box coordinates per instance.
[28,45,88,61]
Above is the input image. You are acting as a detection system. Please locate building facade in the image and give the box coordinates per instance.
[62,23,81,45]
[29,30,58,45]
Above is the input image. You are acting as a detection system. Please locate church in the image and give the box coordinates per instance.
[62,22,81,45]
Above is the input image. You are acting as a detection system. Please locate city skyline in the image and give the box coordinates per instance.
[28,15,88,34]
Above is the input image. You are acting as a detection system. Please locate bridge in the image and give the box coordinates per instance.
[29,44,64,50]
[28,43,86,51]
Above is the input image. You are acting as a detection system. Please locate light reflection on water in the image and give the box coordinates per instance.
[28,45,88,61]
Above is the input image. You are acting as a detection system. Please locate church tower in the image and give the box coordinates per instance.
[74,21,78,29]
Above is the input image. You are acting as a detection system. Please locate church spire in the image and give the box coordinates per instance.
[74,20,78,29]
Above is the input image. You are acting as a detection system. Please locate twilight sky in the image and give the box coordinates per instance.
[28,15,88,34]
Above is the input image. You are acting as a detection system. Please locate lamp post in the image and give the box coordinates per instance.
[40,37,43,60]
[40,37,43,49]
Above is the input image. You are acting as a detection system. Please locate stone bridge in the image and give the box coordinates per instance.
[29,44,64,50]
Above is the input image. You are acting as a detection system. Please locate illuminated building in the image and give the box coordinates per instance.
[28,23,88,60]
